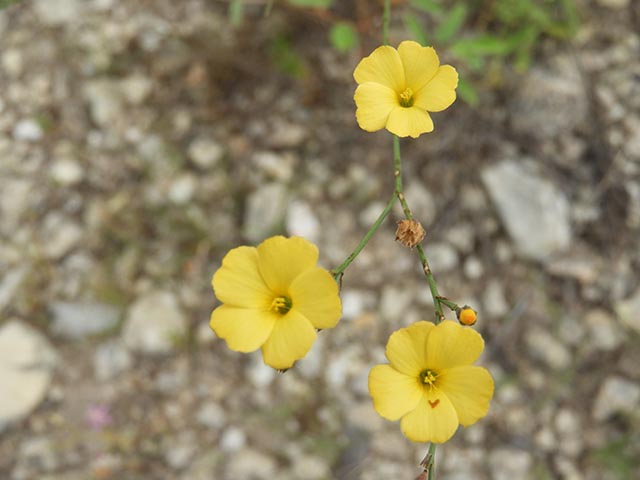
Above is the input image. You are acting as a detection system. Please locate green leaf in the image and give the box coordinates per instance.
[270,35,305,78]
[229,0,244,27]
[409,0,444,15]
[403,13,429,46]
[435,4,468,43]
[287,0,332,8]
[457,77,479,107]
[329,22,359,53]
[0,0,22,8]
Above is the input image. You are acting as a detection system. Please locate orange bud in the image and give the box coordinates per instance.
[457,306,477,326]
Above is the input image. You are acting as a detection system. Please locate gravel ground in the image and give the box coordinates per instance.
[1,0,639,479]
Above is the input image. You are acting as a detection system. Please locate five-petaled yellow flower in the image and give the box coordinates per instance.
[354,40,458,138]
[369,320,493,443]
[210,236,342,370]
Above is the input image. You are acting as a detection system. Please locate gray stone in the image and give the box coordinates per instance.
[585,309,622,351]
[166,442,196,470]
[592,376,640,420]
[226,449,277,479]
[0,321,57,430]
[42,216,84,260]
[50,301,120,340]
[482,160,571,261]
[2,48,24,77]
[525,327,572,370]
[17,436,58,472]
[398,182,436,227]
[93,340,132,380]
[614,288,640,333]
[596,0,629,8]
[285,200,320,243]
[122,291,187,354]
[291,454,330,480]
[0,266,28,312]
[188,138,224,170]
[168,174,197,205]
[510,56,587,139]
[84,80,124,128]
[554,409,582,457]
[219,427,247,452]
[482,280,509,318]
[423,242,459,273]
[243,183,289,243]
[120,74,153,105]
[252,151,295,182]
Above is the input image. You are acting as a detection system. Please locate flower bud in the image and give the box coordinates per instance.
[457,305,477,326]
[395,219,425,248]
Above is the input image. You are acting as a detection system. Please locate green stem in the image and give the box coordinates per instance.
[392,135,444,323]
[427,443,437,480]
[383,0,391,45]
[332,193,397,282]
[437,296,458,312]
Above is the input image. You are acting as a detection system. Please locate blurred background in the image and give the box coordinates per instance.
[1,0,639,478]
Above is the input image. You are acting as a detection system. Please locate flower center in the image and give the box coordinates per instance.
[419,369,438,388]
[399,88,414,108]
[270,296,292,315]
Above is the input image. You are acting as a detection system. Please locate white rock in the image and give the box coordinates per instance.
[614,288,640,333]
[0,267,28,312]
[13,119,43,142]
[592,376,640,421]
[482,280,509,318]
[50,158,84,186]
[93,340,132,380]
[196,402,225,429]
[166,442,195,470]
[34,0,83,25]
[482,160,571,261]
[488,448,532,480]
[120,74,153,105]
[463,257,483,279]
[398,182,436,227]
[379,285,414,323]
[596,0,629,8]
[0,321,57,431]
[84,80,124,128]
[291,454,329,480]
[247,356,276,388]
[252,151,295,182]
[188,138,224,169]
[168,174,197,205]
[2,49,23,77]
[50,302,120,340]
[122,291,187,354]
[0,179,32,229]
[219,427,246,452]
[42,216,83,260]
[226,449,277,479]
[554,409,582,457]
[285,200,319,243]
[243,183,289,243]
[525,327,572,370]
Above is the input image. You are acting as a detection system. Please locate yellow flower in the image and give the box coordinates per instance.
[368,320,493,443]
[210,236,342,370]
[353,40,458,138]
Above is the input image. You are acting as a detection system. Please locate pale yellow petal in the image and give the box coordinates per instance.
[212,246,272,309]
[354,82,399,132]
[426,320,485,370]
[353,45,405,92]
[414,65,458,112]
[368,365,423,420]
[386,106,434,138]
[400,389,459,444]
[397,41,440,93]
[385,321,435,376]
[289,267,341,329]
[210,304,276,352]
[261,310,317,369]
[438,366,494,426]
[257,236,318,295]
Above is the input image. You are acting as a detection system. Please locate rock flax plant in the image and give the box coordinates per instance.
[209,1,493,477]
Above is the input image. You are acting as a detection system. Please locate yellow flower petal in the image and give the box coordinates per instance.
[257,236,318,295]
[438,366,494,426]
[426,320,485,370]
[289,267,341,329]
[400,389,459,443]
[414,65,458,112]
[385,321,435,377]
[261,309,317,369]
[354,82,399,132]
[210,304,276,352]
[212,246,272,309]
[397,41,439,93]
[353,45,405,92]
[369,365,423,420]
[386,106,434,138]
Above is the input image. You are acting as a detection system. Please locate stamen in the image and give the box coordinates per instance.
[270,296,292,315]
[419,369,438,388]
[399,88,414,107]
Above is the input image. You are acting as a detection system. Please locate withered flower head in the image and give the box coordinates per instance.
[395,219,426,248]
